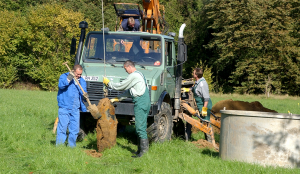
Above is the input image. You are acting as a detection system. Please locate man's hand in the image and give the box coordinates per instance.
[201,107,208,116]
[181,87,190,93]
[67,71,75,82]
[103,76,110,86]
[83,92,89,100]
[110,97,119,103]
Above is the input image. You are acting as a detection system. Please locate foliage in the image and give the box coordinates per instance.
[0,4,86,90]
[205,0,300,95]
[1,0,300,95]
[21,4,86,90]
[0,10,25,88]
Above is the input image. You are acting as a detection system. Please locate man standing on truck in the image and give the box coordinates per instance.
[103,60,150,158]
[192,68,213,143]
[56,65,88,147]
[118,17,140,31]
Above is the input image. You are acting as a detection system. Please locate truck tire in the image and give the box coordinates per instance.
[147,102,173,143]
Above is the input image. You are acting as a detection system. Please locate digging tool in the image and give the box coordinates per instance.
[62,62,101,119]
[53,117,59,134]
[210,112,221,129]
[180,102,219,150]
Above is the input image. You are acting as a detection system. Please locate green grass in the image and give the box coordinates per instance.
[0,89,299,173]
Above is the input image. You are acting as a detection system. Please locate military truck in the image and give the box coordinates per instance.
[73,2,188,143]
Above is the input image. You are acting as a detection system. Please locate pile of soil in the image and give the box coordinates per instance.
[84,150,102,158]
[192,99,277,134]
[192,139,219,151]
[96,98,118,152]
[211,99,277,118]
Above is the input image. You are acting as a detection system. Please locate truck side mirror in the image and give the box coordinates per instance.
[177,42,187,62]
[70,37,76,55]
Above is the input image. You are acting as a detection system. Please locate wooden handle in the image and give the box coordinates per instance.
[62,62,92,106]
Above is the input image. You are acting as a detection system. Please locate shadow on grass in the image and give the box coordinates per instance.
[47,121,56,131]
[50,140,56,145]
[116,142,136,153]
[201,148,219,158]
[116,125,139,153]
[80,125,138,152]
[82,137,98,150]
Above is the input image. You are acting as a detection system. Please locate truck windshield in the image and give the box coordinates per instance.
[82,33,162,66]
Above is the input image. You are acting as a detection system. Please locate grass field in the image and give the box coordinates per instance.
[0,89,299,173]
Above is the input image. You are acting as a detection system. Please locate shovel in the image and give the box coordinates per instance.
[63,62,101,119]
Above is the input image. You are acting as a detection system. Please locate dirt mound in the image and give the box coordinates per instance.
[96,98,118,152]
[84,150,102,158]
[192,139,219,151]
[211,99,277,117]
[209,99,277,134]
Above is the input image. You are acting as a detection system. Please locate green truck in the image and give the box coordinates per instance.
[73,20,188,142]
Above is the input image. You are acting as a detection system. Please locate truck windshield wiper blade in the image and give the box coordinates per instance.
[88,57,103,60]
[105,62,116,67]
[134,63,146,69]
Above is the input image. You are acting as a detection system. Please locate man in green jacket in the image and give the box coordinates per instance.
[103,60,150,158]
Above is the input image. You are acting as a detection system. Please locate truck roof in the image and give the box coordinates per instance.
[88,31,175,40]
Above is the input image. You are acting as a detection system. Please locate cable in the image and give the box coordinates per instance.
[102,0,106,76]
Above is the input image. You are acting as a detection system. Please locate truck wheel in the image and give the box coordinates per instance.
[147,102,173,143]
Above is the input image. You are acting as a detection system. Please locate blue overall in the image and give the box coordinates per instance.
[56,72,87,147]
[131,71,151,139]
[192,79,212,121]
[121,18,140,31]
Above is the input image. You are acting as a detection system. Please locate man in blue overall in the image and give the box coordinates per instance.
[56,65,88,147]
[192,68,213,142]
[103,60,150,158]
[119,17,140,31]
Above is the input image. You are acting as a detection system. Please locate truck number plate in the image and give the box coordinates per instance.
[82,76,99,81]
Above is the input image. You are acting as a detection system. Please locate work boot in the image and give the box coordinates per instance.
[132,138,149,158]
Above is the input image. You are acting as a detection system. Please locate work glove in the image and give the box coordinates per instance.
[103,76,110,86]
[181,88,190,93]
[83,92,89,100]
[201,107,208,116]
[110,97,119,103]
[67,71,75,82]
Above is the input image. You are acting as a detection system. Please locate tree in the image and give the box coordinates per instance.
[0,10,26,88]
[20,4,86,90]
[205,0,300,95]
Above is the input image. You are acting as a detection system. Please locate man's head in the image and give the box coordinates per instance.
[127,17,135,28]
[123,60,136,74]
[193,68,203,79]
[73,65,83,79]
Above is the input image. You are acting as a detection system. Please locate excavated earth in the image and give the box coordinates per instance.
[84,150,103,158]
[96,98,118,153]
[211,99,277,118]
[192,139,219,151]
[192,99,277,149]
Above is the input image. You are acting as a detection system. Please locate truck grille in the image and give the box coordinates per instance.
[86,81,151,105]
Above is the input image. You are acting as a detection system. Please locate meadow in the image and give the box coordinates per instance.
[0,89,299,173]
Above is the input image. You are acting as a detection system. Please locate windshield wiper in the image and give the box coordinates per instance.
[87,57,116,67]
[115,60,145,69]
[134,63,146,69]
[105,62,116,67]
[88,57,103,60]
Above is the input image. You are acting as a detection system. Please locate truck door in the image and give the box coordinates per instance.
[165,40,176,98]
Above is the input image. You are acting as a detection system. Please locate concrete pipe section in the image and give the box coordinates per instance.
[219,110,300,168]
